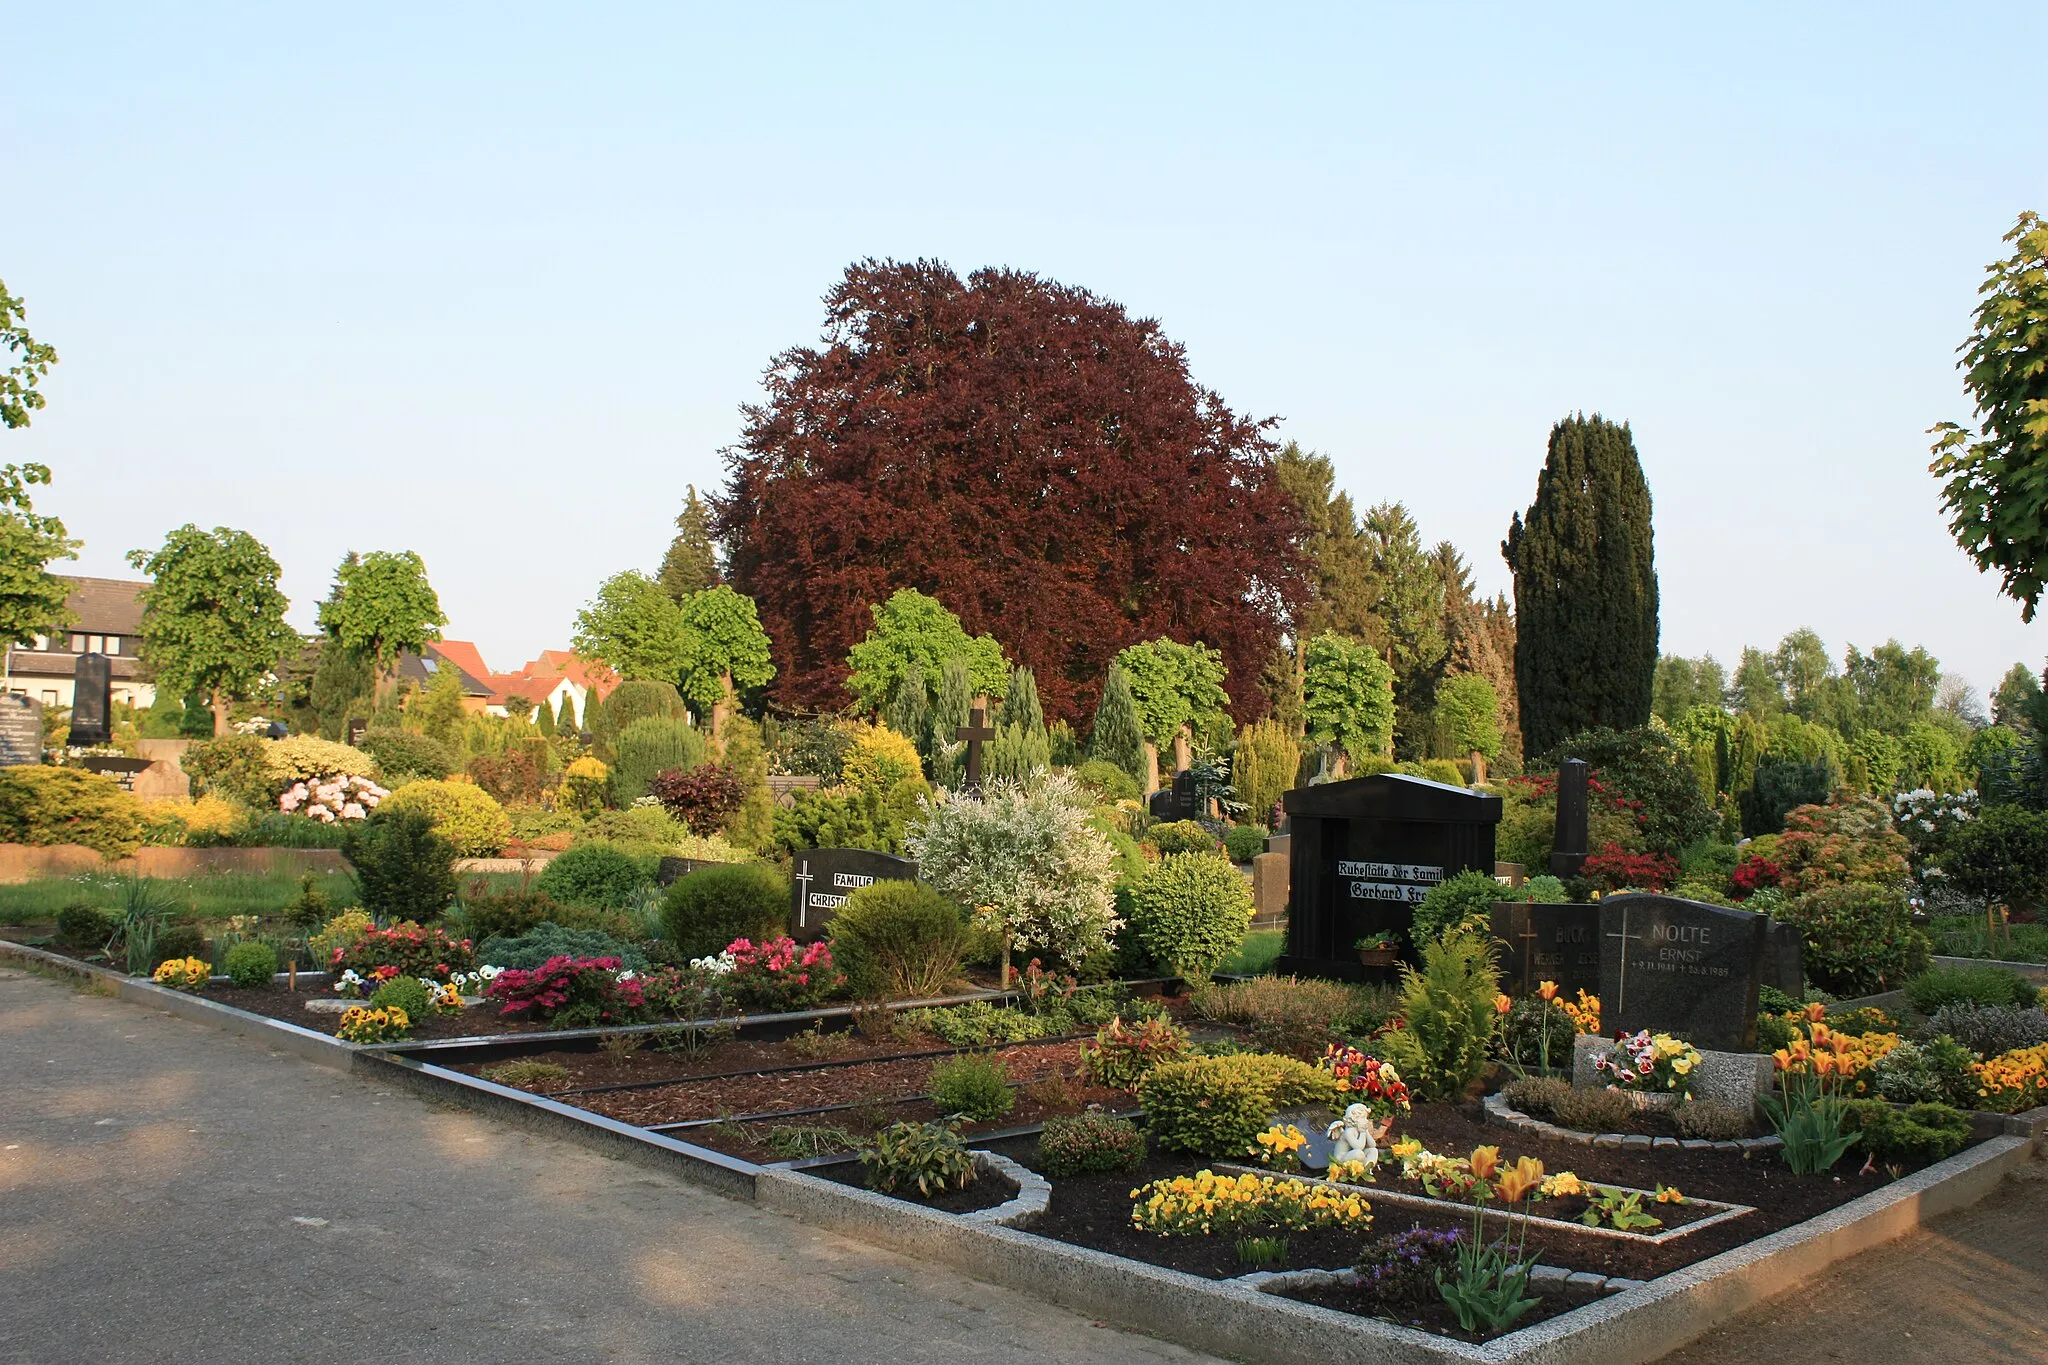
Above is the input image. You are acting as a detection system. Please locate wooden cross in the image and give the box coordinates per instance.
[956,704,997,793]
[1604,905,1645,1017]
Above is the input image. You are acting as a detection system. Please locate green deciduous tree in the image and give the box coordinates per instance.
[317,550,448,696]
[1993,663,2042,736]
[573,571,691,683]
[1929,211,2048,621]
[677,584,775,741]
[1433,671,1502,763]
[1652,654,1728,725]
[844,588,1009,713]
[1114,637,1230,784]
[0,281,58,431]
[1846,640,1942,736]
[1301,631,1395,771]
[126,525,301,737]
[1088,663,1147,788]
[1731,645,1786,719]
[658,484,720,602]
[1502,414,1659,757]
[0,464,79,671]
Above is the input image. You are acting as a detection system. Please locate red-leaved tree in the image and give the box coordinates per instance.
[712,260,1308,724]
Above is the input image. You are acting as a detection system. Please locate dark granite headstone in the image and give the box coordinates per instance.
[1147,770,1199,822]
[0,694,41,766]
[790,848,918,942]
[1550,758,1589,879]
[1762,920,1804,1001]
[1597,893,1770,1052]
[346,717,368,746]
[70,652,112,746]
[1492,900,1601,1000]
[1276,773,1502,981]
[656,856,702,887]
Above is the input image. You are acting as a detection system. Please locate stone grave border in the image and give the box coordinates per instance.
[1483,1091,1787,1156]
[6,936,2047,1365]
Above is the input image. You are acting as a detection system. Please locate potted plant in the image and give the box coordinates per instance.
[1354,930,1404,967]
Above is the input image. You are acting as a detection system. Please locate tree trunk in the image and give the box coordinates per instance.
[711,670,734,753]
[1143,741,1160,794]
[1471,750,1488,785]
[1172,726,1192,775]
[1000,935,1013,991]
[211,687,231,737]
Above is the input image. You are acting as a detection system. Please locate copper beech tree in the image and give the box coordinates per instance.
[712,259,1308,724]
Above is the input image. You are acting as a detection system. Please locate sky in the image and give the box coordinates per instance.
[6,4,2046,704]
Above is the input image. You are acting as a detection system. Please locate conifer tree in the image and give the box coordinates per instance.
[536,697,557,737]
[998,665,1045,736]
[1088,663,1147,786]
[1502,414,1659,757]
[658,485,720,602]
[557,691,578,735]
[887,662,933,762]
[929,656,973,787]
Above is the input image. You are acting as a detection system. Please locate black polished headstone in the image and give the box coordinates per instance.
[1277,773,1502,981]
[657,856,702,887]
[1492,900,1601,999]
[1762,920,1804,1001]
[1550,758,1590,879]
[1597,893,1770,1052]
[0,694,41,766]
[790,848,919,942]
[70,653,111,746]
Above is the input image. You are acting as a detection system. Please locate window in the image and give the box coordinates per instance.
[69,634,86,653]
[40,690,57,707]
[105,636,121,655]
[30,634,46,651]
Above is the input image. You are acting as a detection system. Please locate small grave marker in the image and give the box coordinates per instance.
[0,694,41,766]
[790,848,918,942]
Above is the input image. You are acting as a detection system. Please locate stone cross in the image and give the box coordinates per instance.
[956,704,997,793]
[1550,758,1590,879]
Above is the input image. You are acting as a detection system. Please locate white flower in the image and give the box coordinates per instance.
[478,965,503,980]
[615,969,637,983]
[341,802,365,820]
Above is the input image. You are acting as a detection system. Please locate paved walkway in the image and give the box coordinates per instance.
[0,966,1217,1365]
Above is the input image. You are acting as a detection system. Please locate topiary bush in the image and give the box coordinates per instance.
[1843,1100,1973,1165]
[355,727,458,781]
[222,940,278,988]
[1138,1053,1338,1157]
[1905,964,2037,1015]
[1223,824,1269,863]
[1778,882,1930,996]
[370,974,432,1019]
[535,840,654,910]
[181,734,274,807]
[378,779,511,857]
[342,809,458,924]
[927,1053,1014,1122]
[612,716,709,805]
[1037,1111,1147,1176]
[1128,852,1253,980]
[1409,868,1503,944]
[661,862,788,960]
[0,765,143,857]
[1147,820,1220,856]
[827,880,967,999]
[476,921,650,972]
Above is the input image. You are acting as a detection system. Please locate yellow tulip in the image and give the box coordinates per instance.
[1494,994,1513,1015]
[1538,980,1558,1001]
[1469,1145,1501,1181]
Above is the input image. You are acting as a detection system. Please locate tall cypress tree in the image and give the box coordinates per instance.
[1089,664,1147,785]
[1502,414,1658,757]
[535,697,557,737]
[998,666,1045,735]
[929,656,973,787]
[658,485,720,602]
[557,691,579,734]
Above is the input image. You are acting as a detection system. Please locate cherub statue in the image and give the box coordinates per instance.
[1326,1102,1387,1171]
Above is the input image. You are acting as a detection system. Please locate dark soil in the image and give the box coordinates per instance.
[1281,1273,1575,1341]
[813,1160,1019,1214]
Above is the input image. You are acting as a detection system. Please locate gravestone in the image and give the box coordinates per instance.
[656,856,703,887]
[1550,758,1590,879]
[131,759,190,802]
[1597,893,1770,1052]
[1251,852,1289,924]
[956,705,996,794]
[1276,773,1502,980]
[1762,920,1804,1001]
[0,695,41,766]
[1147,769,1198,822]
[346,717,368,746]
[70,652,112,747]
[1491,900,1601,1000]
[790,848,918,942]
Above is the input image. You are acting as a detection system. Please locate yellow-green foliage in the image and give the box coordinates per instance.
[1137,1053,1339,1156]
[1378,927,1503,1102]
[379,779,511,856]
[309,910,373,966]
[558,755,609,814]
[138,795,244,847]
[838,721,927,797]
[0,766,143,857]
[264,735,379,783]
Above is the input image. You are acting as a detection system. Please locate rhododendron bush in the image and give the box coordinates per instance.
[713,936,844,1012]
[280,774,388,822]
[330,922,475,980]
[486,955,650,1028]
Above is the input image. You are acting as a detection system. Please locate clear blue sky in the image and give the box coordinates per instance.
[7,4,2045,702]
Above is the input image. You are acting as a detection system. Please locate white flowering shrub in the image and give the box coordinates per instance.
[906,772,1119,975]
[1891,788,1977,864]
[279,774,388,823]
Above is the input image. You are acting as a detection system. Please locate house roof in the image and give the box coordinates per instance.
[427,639,493,684]
[5,651,150,681]
[56,576,147,635]
[396,647,492,697]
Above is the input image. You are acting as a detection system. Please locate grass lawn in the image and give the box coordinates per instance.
[0,868,361,925]
[1218,927,1285,976]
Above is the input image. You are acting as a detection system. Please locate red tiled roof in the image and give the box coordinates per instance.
[427,640,494,684]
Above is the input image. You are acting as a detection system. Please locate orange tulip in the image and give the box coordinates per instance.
[1494,994,1512,1015]
[1469,1146,1501,1181]
[1538,981,1558,1001]
[1803,1001,1826,1023]
[1496,1155,1546,1203]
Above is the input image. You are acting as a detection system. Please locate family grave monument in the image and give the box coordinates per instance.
[790,848,918,942]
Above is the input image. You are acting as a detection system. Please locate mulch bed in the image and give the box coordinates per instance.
[812,1160,1020,1214]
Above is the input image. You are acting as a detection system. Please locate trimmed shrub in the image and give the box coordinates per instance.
[1905,965,2037,1015]
[535,841,653,910]
[1128,852,1253,980]
[0,766,143,857]
[927,1053,1014,1122]
[1223,824,1270,863]
[661,862,788,960]
[1924,1004,2048,1059]
[1410,868,1501,944]
[1500,1075,1570,1116]
[56,902,115,950]
[592,679,689,751]
[1673,1099,1752,1140]
[264,735,378,784]
[613,716,708,805]
[1037,1111,1147,1177]
[1073,759,1140,804]
[827,880,967,999]
[1147,820,1220,856]
[477,921,649,972]
[1778,882,1930,996]
[454,885,563,943]
[1550,1086,1635,1133]
[1138,1053,1338,1157]
[182,734,273,806]
[379,779,511,857]
[370,974,432,1019]
[341,810,458,924]
[1418,759,1465,787]
[356,727,457,781]
[222,940,278,988]
[1189,976,1349,1060]
[1843,1100,1972,1165]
